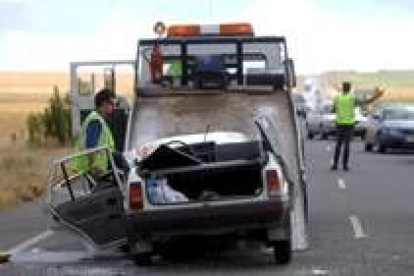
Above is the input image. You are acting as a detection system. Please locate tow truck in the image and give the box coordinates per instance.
[46,22,308,265]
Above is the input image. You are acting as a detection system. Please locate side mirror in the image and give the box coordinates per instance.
[285,59,297,88]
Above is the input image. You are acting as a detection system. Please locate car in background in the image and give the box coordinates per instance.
[306,103,368,140]
[292,93,311,118]
[363,101,407,151]
[364,104,414,152]
[306,101,332,139]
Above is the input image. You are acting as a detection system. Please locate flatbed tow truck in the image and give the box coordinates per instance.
[46,22,308,265]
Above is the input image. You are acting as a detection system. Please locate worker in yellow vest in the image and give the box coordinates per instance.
[166,59,183,86]
[72,88,126,178]
[331,82,384,171]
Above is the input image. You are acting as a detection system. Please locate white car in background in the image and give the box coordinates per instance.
[307,105,368,140]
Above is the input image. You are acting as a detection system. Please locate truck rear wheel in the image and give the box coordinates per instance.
[272,239,292,265]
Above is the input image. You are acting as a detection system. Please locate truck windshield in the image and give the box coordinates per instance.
[136,37,287,90]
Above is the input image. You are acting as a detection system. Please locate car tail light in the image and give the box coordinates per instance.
[129,182,143,210]
[266,169,282,197]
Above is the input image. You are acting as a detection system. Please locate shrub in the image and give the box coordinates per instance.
[27,86,72,146]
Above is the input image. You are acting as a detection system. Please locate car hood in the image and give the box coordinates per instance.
[381,120,414,129]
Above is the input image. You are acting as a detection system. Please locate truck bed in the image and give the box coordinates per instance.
[126,88,302,186]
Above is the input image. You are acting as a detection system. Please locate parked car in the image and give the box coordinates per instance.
[306,104,368,140]
[364,104,414,152]
[306,102,331,139]
[292,93,311,118]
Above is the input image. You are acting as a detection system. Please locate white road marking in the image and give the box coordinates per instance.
[349,215,367,239]
[326,145,331,152]
[313,269,330,275]
[7,230,54,255]
[337,178,346,189]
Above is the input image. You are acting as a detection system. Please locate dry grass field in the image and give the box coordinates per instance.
[0,72,70,210]
[0,71,134,210]
[0,91,69,210]
[0,70,413,210]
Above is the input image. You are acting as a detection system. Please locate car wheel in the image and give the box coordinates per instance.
[364,143,373,152]
[377,144,387,153]
[321,133,328,140]
[307,131,314,140]
[272,239,292,265]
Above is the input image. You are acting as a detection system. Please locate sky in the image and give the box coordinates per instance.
[1,0,414,74]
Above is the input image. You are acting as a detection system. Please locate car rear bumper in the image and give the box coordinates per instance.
[127,198,290,236]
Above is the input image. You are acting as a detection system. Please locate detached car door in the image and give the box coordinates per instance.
[46,148,128,249]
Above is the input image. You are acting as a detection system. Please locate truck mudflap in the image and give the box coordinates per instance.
[128,198,290,236]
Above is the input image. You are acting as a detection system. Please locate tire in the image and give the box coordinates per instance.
[272,239,292,265]
[307,132,314,140]
[377,144,387,153]
[364,143,373,152]
[321,133,328,140]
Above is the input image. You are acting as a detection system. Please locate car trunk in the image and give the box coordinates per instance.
[138,140,266,203]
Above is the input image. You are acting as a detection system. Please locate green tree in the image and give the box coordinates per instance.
[26,86,72,147]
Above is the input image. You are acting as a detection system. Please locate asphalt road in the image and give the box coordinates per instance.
[1,139,414,275]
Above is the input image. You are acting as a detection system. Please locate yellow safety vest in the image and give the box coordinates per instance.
[71,111,115,174]
[167,60,182,78]
[334,93,356,125]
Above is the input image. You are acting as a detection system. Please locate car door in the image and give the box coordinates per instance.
[46,148,128,250]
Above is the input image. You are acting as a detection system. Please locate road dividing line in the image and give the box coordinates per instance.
[8,230,54,255]
[349,215,367,239]
[337,178,346,189]
[312,269,330,275]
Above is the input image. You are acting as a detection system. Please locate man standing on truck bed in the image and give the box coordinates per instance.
[331,82,384,171]
[72,88,127,177]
